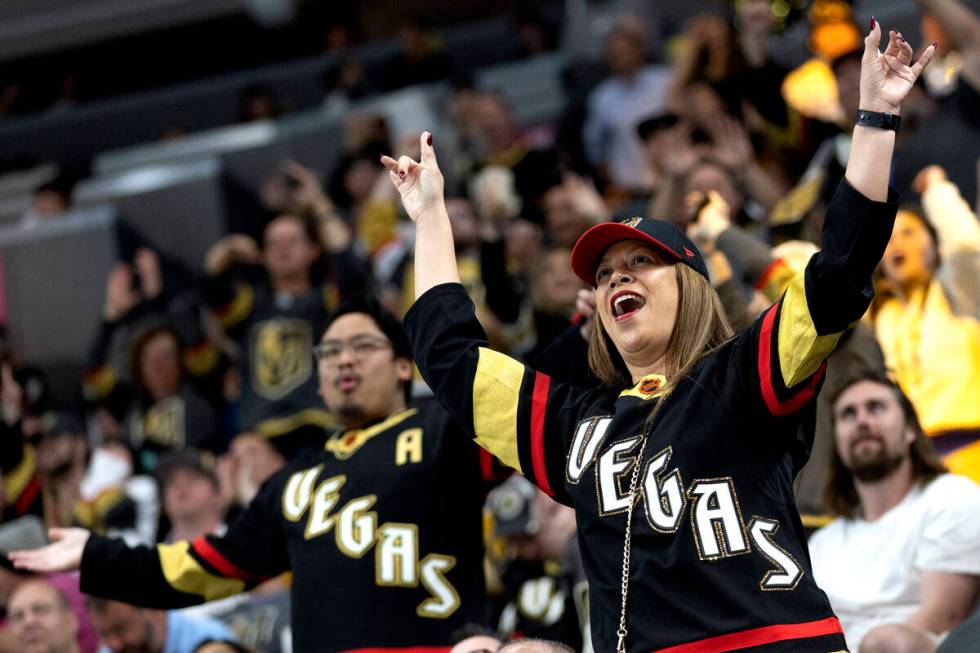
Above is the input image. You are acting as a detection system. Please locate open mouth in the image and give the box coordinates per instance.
[337,374,360,392]
[611,292,646,321]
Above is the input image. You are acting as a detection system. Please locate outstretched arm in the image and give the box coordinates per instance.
[381,132,460,299]
[845,23,935,200]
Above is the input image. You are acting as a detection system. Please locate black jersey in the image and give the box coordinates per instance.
[404,181,898,652]
[80,402,505,652]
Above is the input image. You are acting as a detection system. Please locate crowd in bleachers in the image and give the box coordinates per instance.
[0,0,979,651]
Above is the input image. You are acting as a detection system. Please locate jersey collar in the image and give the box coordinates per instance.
[324,407,417,458]
[619,374,667,401]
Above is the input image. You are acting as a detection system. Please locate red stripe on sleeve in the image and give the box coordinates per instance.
[479,448,495,483]
[530,372,555,497]
[655,616,843,653]
[191,537,264,581]
[757,303,825,416]
[14,476,40,515]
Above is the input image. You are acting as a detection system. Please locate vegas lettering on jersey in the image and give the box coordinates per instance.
[569,417,803,591]
[280,466,461,618]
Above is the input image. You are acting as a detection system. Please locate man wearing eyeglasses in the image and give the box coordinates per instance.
[12,297,507,653]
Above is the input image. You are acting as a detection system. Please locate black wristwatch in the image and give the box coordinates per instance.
[856,110,901,132]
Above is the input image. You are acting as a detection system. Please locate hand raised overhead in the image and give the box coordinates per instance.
[380,131,445,223]
[860,21,935,114]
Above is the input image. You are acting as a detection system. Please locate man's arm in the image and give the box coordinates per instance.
[906,571,980,636]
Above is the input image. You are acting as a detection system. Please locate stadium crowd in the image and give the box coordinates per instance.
[0,0,978,651]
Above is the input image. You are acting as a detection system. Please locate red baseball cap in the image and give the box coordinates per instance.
[570,216,709,286]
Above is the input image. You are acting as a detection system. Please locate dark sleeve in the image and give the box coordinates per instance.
[479,237,525,323]
[328,245,372,299]
[526,323,599,389]
[404,283,596,504]
[204,271,255,337]
[81,470,290,607]
[732,180,899,418]
[0,420,41,519]
[82,320,125,406]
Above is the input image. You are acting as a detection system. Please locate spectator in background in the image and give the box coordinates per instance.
[497,639,575,653]
[488,477,584,649]
[192,641,252,653]
[236,83,285,123]
[84,250,223,472]
[203,194,369,457]
[378,16,451,91]
[6,578,80,653]
[19,176,74,230]
[448,625,502,653]
[85,598,236,653]
[469,93,561,223]
[157,450,226,544]
[872,166,980,484]
[216,433,285,509]
[810,371,980,652]
[894,0,980,206]
[583,18,671,194]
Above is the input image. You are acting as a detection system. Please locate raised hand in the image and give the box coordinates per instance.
[9,528,90,573]
[204,234,261,276]
[282,159,334,217]
[381,131,445,223]
[707,116,753,173]
[860,21,936,114]
[133,248,162,301]
[685,190,732,247]
[912,165,948,194]
[104,263,140,322]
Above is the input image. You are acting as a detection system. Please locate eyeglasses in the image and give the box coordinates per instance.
[314,335,392,364]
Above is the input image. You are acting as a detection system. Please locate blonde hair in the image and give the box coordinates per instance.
[588,264,733,406]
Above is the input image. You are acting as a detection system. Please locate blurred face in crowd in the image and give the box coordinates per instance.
[231,433,285,488]
[533,248,585,315]
[833,380,914,483]
[594,241,679,375]
[544,187,589,247]
[344,158,381,205]
[32,189,68,218]
[684,83,727,131]
[7,580,78,653]
[263,215,320,281]
[34,432,84,476]
[605,28,646,76]
[163,467,222,526]
[88,602,166,653]
[882,210,937,288]
[834,56,862,122]
[684,161,742,220]
[139,331,182,401]
[473,95,518,152]
[449,635,502,653]
[510,491,577,561]
[317,313,411,429]
[446,197,480,250]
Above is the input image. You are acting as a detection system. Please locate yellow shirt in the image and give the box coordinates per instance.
[875,281,980,435]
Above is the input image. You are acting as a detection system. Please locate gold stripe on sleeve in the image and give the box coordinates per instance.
[3,445,36,504]
[157,541,246,602]
[472,348,524,473]
[776,273,841,388]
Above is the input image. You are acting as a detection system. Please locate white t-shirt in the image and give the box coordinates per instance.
[809,474,980,650]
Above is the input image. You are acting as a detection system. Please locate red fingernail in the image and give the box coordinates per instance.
[932,42,938,48]
[399,171,406,180]
[870,17,876,30]
[426,133,433,146]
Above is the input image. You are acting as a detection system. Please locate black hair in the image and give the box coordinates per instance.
[323,294,413,403]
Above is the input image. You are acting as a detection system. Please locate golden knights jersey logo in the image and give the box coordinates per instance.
[131,397,186,449]
[250,318,313,400]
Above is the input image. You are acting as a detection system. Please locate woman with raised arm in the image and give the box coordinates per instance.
[384,23,933,653]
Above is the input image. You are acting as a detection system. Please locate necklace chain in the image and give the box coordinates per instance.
[616,434,650,653]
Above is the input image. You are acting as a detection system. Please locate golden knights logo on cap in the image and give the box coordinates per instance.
[619,216,643,228]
